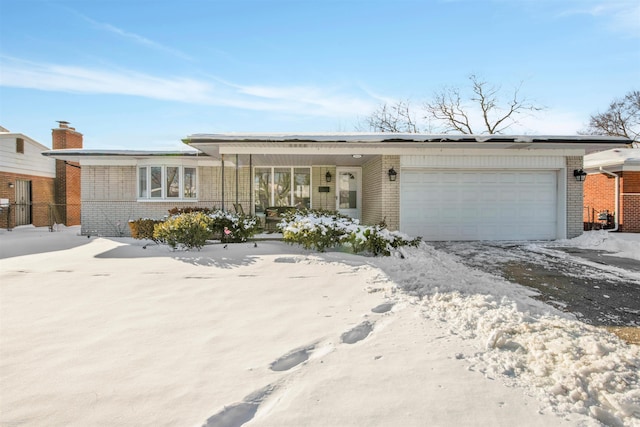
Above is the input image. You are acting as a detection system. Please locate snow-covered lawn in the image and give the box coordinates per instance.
[0,226,638,427]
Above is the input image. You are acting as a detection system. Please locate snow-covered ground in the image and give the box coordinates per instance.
[551,230,640,262]
[0,226,638,427]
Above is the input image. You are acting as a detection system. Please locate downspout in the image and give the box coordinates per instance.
[221,154,225,211]
[599,167,619,232]
[249,155,253,215]
[235,154,239,208]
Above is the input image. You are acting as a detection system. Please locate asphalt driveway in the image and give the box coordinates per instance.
[432,242,640,327]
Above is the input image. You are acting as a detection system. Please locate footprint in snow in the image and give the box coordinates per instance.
[341,321,374,344]
[371,301,395,314]
[202,384,275,427]
[269,345,315,372]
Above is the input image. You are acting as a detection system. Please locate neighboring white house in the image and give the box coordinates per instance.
[1,122,83,229]
[0,126,56,227]
[44,133,631,240]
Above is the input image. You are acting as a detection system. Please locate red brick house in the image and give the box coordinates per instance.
[583,148,640,232]
[0,122,82,229]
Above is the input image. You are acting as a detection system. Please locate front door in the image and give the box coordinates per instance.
[336,167,361,220]
[15,179,32,226]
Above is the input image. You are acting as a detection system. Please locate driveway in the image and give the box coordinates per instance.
[432,242,640,327]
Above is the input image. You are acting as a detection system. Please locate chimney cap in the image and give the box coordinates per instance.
[56,120,70,128]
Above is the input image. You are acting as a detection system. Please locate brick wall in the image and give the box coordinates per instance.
[621,194,640,232]
[566,156,584,238]
[52,124,82,225]
[381,155,400,230]
[360,155,400,229]
[583,170,640,232]
[0,171,55,228]
[621,171,640,232]
[583,173,616,225]
[362,157,382,226]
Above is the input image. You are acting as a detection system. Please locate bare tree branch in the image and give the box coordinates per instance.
[359,75,544,135]
[425,75,544,134]
[361,99,419,133]
[584,90,639,141]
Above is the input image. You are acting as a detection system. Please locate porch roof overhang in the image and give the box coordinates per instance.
[584,148,640,173]
[183,133,632,166]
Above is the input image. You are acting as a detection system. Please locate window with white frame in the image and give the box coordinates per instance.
[254,167,311,212]
[138,165,197,200]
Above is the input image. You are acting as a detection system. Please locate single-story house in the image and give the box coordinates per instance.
[583,148,640,232]
[43,133,631,241]
[1,122,82,229]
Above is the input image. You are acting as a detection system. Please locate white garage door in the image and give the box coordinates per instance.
[401,170,558,241]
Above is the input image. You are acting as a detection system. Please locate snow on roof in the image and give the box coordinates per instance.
[42,149,201,157]
[186,132,631,144]
[584,148,640,169]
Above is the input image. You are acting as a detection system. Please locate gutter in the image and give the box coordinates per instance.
[599,167,620,232]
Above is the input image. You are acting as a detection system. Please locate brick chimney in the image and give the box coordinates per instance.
[52,121,83,225]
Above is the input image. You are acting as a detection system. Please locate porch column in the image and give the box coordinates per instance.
[221,154,225,211]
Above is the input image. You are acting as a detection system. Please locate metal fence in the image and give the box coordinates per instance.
[0,203,81,231]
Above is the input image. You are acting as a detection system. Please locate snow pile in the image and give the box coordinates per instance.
[552,231,640,261]
[424,292,640,426]
[376,244,640,427]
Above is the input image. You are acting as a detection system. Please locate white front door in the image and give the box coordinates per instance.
[336,167,362,220]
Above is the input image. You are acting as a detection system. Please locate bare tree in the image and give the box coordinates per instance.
[360,99,420,133]
[423,75,543,134]
[584,90,639,141]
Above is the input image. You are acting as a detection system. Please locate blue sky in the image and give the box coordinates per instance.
[1,0,639,150]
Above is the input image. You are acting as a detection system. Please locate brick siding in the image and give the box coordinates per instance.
[566,156,584,238]
[584,170,640,233]
[361,157,382,226]
[52,125,82,225]
[0,171,55,228]
[361,155,399,230]
[621,171,640,232]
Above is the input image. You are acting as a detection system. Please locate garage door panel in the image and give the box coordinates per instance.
[401,170,558,241]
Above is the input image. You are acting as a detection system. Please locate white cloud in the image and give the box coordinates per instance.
[0,56,378,119]
[0,57,213,103]
[73,11,194,61]
[557,0,640,38]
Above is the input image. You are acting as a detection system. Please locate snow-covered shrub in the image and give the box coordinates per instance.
[153,211,214,250]
[208,210,259,243]
[343,224,421,256]
[153,209,260,249]
[279,209,421,255]
[278,209,348,251]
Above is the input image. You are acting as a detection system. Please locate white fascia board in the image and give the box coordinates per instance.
[80,157,222,167]
[218,145,585,157]
[136,157,221,167]
[395,148,584,157]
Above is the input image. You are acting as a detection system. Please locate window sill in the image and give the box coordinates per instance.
[137,199,199,203]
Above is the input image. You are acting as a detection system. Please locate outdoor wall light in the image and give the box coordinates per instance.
[388,167,398,182]
[325,171,332,182]
[573,169,587,182]
[8,182,14,188]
